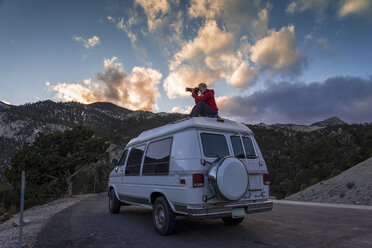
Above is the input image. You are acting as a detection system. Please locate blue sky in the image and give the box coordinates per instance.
[1,0,372,124]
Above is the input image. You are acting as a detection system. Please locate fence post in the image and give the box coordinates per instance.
[18,170,25,248]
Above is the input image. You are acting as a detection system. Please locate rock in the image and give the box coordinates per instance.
[12,218,31,227]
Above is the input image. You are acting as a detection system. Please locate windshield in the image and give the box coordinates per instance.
[231,136,256,158]
[200,133,230,158]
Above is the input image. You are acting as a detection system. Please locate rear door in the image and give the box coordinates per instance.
[230,134,264,196]
[198,131,231,200]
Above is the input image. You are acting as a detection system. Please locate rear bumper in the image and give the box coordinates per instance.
[174,200,273,218]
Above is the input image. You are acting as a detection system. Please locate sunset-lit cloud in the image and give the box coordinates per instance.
[171,105,193,114]
[250,25,301,71]
[286,0,329,14]
[117,17,138,43]
[164,20,259,98]
[169,20,235,70]
[49,57,162,111]
[188,0,224,19]
[107,16,115,22]
[188,0,268,38]
[338,0,372,19]
[135,0,170,31]
[287,0,372,20]
[72,35,101,48]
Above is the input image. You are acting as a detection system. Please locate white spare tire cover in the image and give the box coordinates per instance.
[210,157,248,201]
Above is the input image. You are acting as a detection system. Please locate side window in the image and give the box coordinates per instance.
[200,133,229,158]
[230,136,256,158]
[118,149,128,166]
[125,145,145,176]
[143,138,172,175]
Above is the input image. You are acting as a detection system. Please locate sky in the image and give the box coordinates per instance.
[1,0,372,124]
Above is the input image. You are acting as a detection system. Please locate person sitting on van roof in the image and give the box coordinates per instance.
[189,83,219,117]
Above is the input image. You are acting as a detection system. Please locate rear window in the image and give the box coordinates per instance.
[200,133,229,158]
[230,136,256,158]
[125,145,145,175]
[143,138,172,175]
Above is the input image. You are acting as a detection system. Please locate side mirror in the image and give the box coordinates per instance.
[111,159,118,166]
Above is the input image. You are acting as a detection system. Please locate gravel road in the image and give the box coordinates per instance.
[35,193,372,248]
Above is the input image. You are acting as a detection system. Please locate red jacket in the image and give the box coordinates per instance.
[192,89,218,111]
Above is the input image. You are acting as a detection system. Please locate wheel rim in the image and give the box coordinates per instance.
[155,205,165,228]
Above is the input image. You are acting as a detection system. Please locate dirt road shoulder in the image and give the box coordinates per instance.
[0,193,98,248]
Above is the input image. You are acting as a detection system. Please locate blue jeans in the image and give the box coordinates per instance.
[190,101,218,117]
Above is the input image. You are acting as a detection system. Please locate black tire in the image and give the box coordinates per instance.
[152,196,177,235]
[221,216,245,225]
[109,188,121,214]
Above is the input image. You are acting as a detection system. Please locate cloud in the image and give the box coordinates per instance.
[107,16,115,22]
[49,57,162,111]
[338,0,372,19]
[287,0,372,20]
[250,25,302,72]
[72,35,101,48]
[188,0,225,19]
[217,76,372,124]
[135,0,170,32]
[164,20,258,98]
[286,0,330,17]
[117,17,137,43]
[170,20,235,70]
[171,105,193,114]
[188,0,268,39]
[286,0,329,13]
[164,65,222,99]
[109,1,183,57]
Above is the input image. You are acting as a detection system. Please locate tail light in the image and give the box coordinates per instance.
[193,174,204,187]
[108,177,110,182]
[263,173,270,185]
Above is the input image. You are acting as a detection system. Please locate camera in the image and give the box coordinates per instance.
[185,87,200,93]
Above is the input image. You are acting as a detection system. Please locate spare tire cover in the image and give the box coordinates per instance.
[216,157,248,201]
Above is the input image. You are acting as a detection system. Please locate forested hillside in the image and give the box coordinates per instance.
[249,124,372,199]
[0,100,185,183]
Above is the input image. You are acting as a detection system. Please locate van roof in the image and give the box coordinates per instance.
[127,117,252,146]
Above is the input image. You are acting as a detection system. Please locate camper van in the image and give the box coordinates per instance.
[108,117,273,235]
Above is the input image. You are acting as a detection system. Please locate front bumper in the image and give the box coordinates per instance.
[174,200,273,218]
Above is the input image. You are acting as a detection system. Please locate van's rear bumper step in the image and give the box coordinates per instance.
[174,200,273,218]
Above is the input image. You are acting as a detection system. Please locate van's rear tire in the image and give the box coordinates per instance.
[109,188,121,214]
[152,196,176,235]
[221,216,244,225]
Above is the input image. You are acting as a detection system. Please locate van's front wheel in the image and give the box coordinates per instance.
[221,216,245,225]
[152,196,176,235]
[109,188,121,214]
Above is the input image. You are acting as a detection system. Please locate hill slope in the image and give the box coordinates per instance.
[0,100,185,183]
[285,157,372,205]
[311,116,348,127]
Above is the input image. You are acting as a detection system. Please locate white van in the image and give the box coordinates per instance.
[108,117,273,235]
